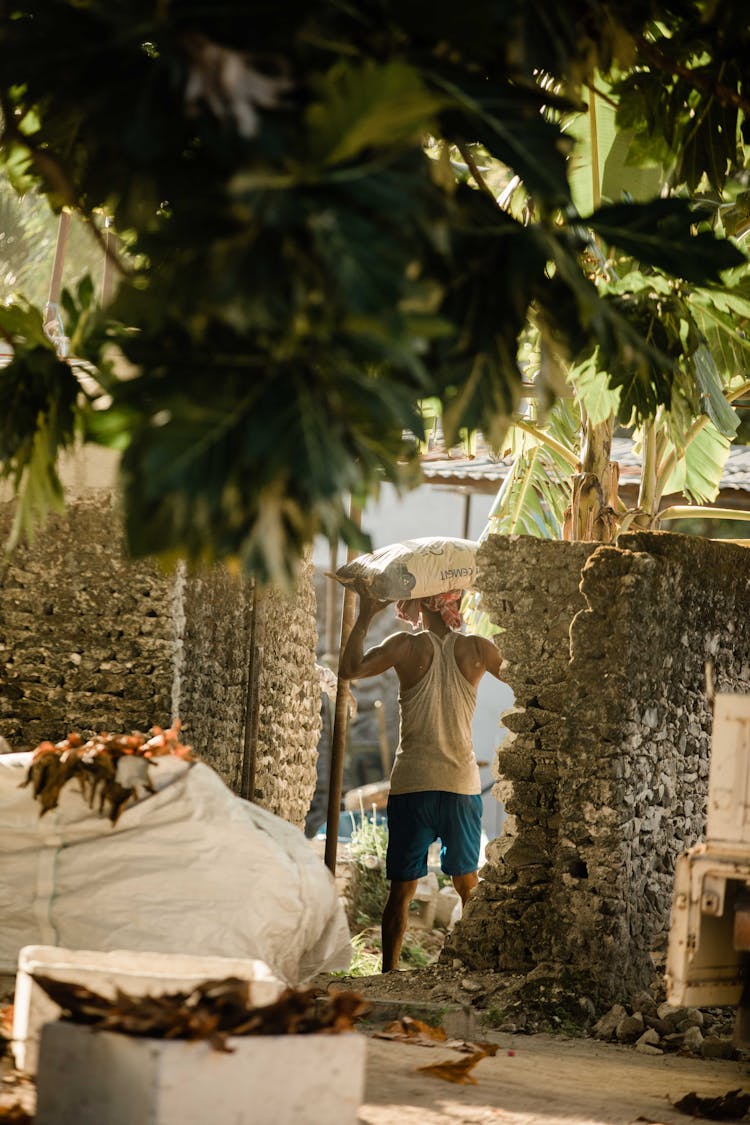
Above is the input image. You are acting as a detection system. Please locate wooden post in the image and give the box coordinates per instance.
[324,502,361,873]
[462,492,472,539]
[325,542,339,658]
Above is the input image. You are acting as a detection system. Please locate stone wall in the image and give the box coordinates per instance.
[0,497,320,828]
[252,568,321,828]
[0,499,174,743]
[449,531,750,1004]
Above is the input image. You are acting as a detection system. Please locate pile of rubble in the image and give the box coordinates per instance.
[592,991,737,1059]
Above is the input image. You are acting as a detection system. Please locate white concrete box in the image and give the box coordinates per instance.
[12,945,284,1075]
[35,1021,366,1125]
[706,694,750,847]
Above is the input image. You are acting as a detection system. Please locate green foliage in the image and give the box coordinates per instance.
[348,811,389,928]
[330,925,442,977]
[482,398,579,537]
[0,177,99,307]
[691,278,750,387]
[659,419,731,504]
[586,199,743,284]
[307,60,446,165]
[614,8,749,194]
[567,83,664,215]
[0,298,80,547]
[0,1,748,580]
[331,930,383,978]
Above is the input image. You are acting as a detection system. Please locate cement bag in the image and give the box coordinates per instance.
[336,536,478,601]
[0,753,350,984]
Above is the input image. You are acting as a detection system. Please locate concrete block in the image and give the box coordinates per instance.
[35,1021,366,1125]
[13,945,284,1076]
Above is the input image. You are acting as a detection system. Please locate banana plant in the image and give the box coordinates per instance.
[466,78,750,547]
[480,279,750,550]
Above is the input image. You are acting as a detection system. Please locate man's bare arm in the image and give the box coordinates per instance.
[477,635,502,679]
[339,594,411,679]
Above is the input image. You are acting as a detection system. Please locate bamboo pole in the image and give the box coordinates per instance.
[324,501,361,873]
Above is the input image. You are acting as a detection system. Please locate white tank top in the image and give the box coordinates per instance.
[389,632,480,796]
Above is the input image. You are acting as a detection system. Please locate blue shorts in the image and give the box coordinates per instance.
[386,791,483,882]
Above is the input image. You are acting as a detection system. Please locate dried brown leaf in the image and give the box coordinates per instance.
[0,1107,33,1123]
[379,1016,447,1042]
[672,1089,750,1120]
[418,1047,493,1085]
[21,725,194,822]
[32,976,367,1049]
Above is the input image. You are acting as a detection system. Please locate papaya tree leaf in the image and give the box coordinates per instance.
[307,60,446,166]
[568,351,621,425]
[586,199,745,283]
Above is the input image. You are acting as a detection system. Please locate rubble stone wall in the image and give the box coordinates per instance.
[0,498,174,743]
[178,563,254,791]
[0,498,320,828]
[447,536,598,972]
[450,531,750,1003]
[253,565,321,829]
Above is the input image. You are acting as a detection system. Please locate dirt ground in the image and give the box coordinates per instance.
[317,966,750,1125]
[3,967,749,1125]
[4,1022,746,1125]
[359,1028,750,1125]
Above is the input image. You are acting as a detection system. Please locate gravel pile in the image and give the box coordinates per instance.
[592,991,737,1059]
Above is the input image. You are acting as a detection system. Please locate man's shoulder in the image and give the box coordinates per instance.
[454,631,483,649]
[382,629,421,654]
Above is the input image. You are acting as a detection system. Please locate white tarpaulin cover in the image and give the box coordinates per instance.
[0,753,351,983]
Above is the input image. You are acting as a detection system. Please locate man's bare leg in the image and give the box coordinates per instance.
[381,879,418,972]
[452,871,478,907]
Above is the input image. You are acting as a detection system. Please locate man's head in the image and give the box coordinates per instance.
[395,590,463,631]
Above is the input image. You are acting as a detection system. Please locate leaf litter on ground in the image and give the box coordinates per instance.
[373,1014,502,1056]
[0,1107,33,1123]
[372,1013,510,1083]
[672,1089,750,1120]
[374,1015,448,1045]
[417,1044,501,1085]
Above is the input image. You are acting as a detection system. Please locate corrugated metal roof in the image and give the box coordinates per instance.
[420,435,750,500]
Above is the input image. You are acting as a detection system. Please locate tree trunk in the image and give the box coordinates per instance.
[563,416,620,542]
